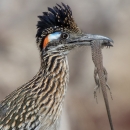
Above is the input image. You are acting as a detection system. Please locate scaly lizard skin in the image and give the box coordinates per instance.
[94,66,113,100]
[91,40,114,130]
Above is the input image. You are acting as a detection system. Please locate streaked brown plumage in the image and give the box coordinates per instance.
[0,3,113,130]
[0,53,69,130]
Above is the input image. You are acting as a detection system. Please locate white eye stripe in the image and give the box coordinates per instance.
[48,32,61,42]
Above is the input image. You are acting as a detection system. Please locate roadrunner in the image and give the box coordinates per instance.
[0,3,113,130]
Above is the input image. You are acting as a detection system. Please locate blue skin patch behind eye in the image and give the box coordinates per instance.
[48,32,61,42]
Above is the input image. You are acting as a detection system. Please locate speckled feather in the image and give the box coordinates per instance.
[0,53,69,130]
[0,3,74,130]
[0,2,114,130]
[36,3,81,51]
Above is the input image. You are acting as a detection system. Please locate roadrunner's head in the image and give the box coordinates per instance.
[36,3,113,55]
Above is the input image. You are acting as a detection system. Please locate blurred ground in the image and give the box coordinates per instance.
[0,0,130,130]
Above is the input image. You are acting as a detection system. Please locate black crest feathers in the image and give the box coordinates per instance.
[36,3,80,49]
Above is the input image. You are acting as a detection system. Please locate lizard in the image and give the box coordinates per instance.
[91,39,114,130]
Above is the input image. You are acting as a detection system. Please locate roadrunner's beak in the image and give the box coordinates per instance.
[68,34,113,47]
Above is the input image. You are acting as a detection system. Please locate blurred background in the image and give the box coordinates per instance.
[0,0,130,130]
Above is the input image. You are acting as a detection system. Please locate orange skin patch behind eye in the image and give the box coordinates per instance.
[43,36,49,49]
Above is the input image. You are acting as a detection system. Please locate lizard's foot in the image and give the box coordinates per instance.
[103,67,108,82]
[94,85,100,103]
[94,91,98,103]
[103,67,113,100]
[106,83,113,100]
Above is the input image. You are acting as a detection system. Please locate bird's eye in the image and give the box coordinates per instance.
[60,33,69,39]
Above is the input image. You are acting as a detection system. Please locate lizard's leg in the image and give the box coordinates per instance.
[103,67,113,99]
[94,67,100,103]
[103,67,108,82]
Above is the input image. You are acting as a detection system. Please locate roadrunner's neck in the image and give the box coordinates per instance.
[0,53,69,129]
[38,52,69,128]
